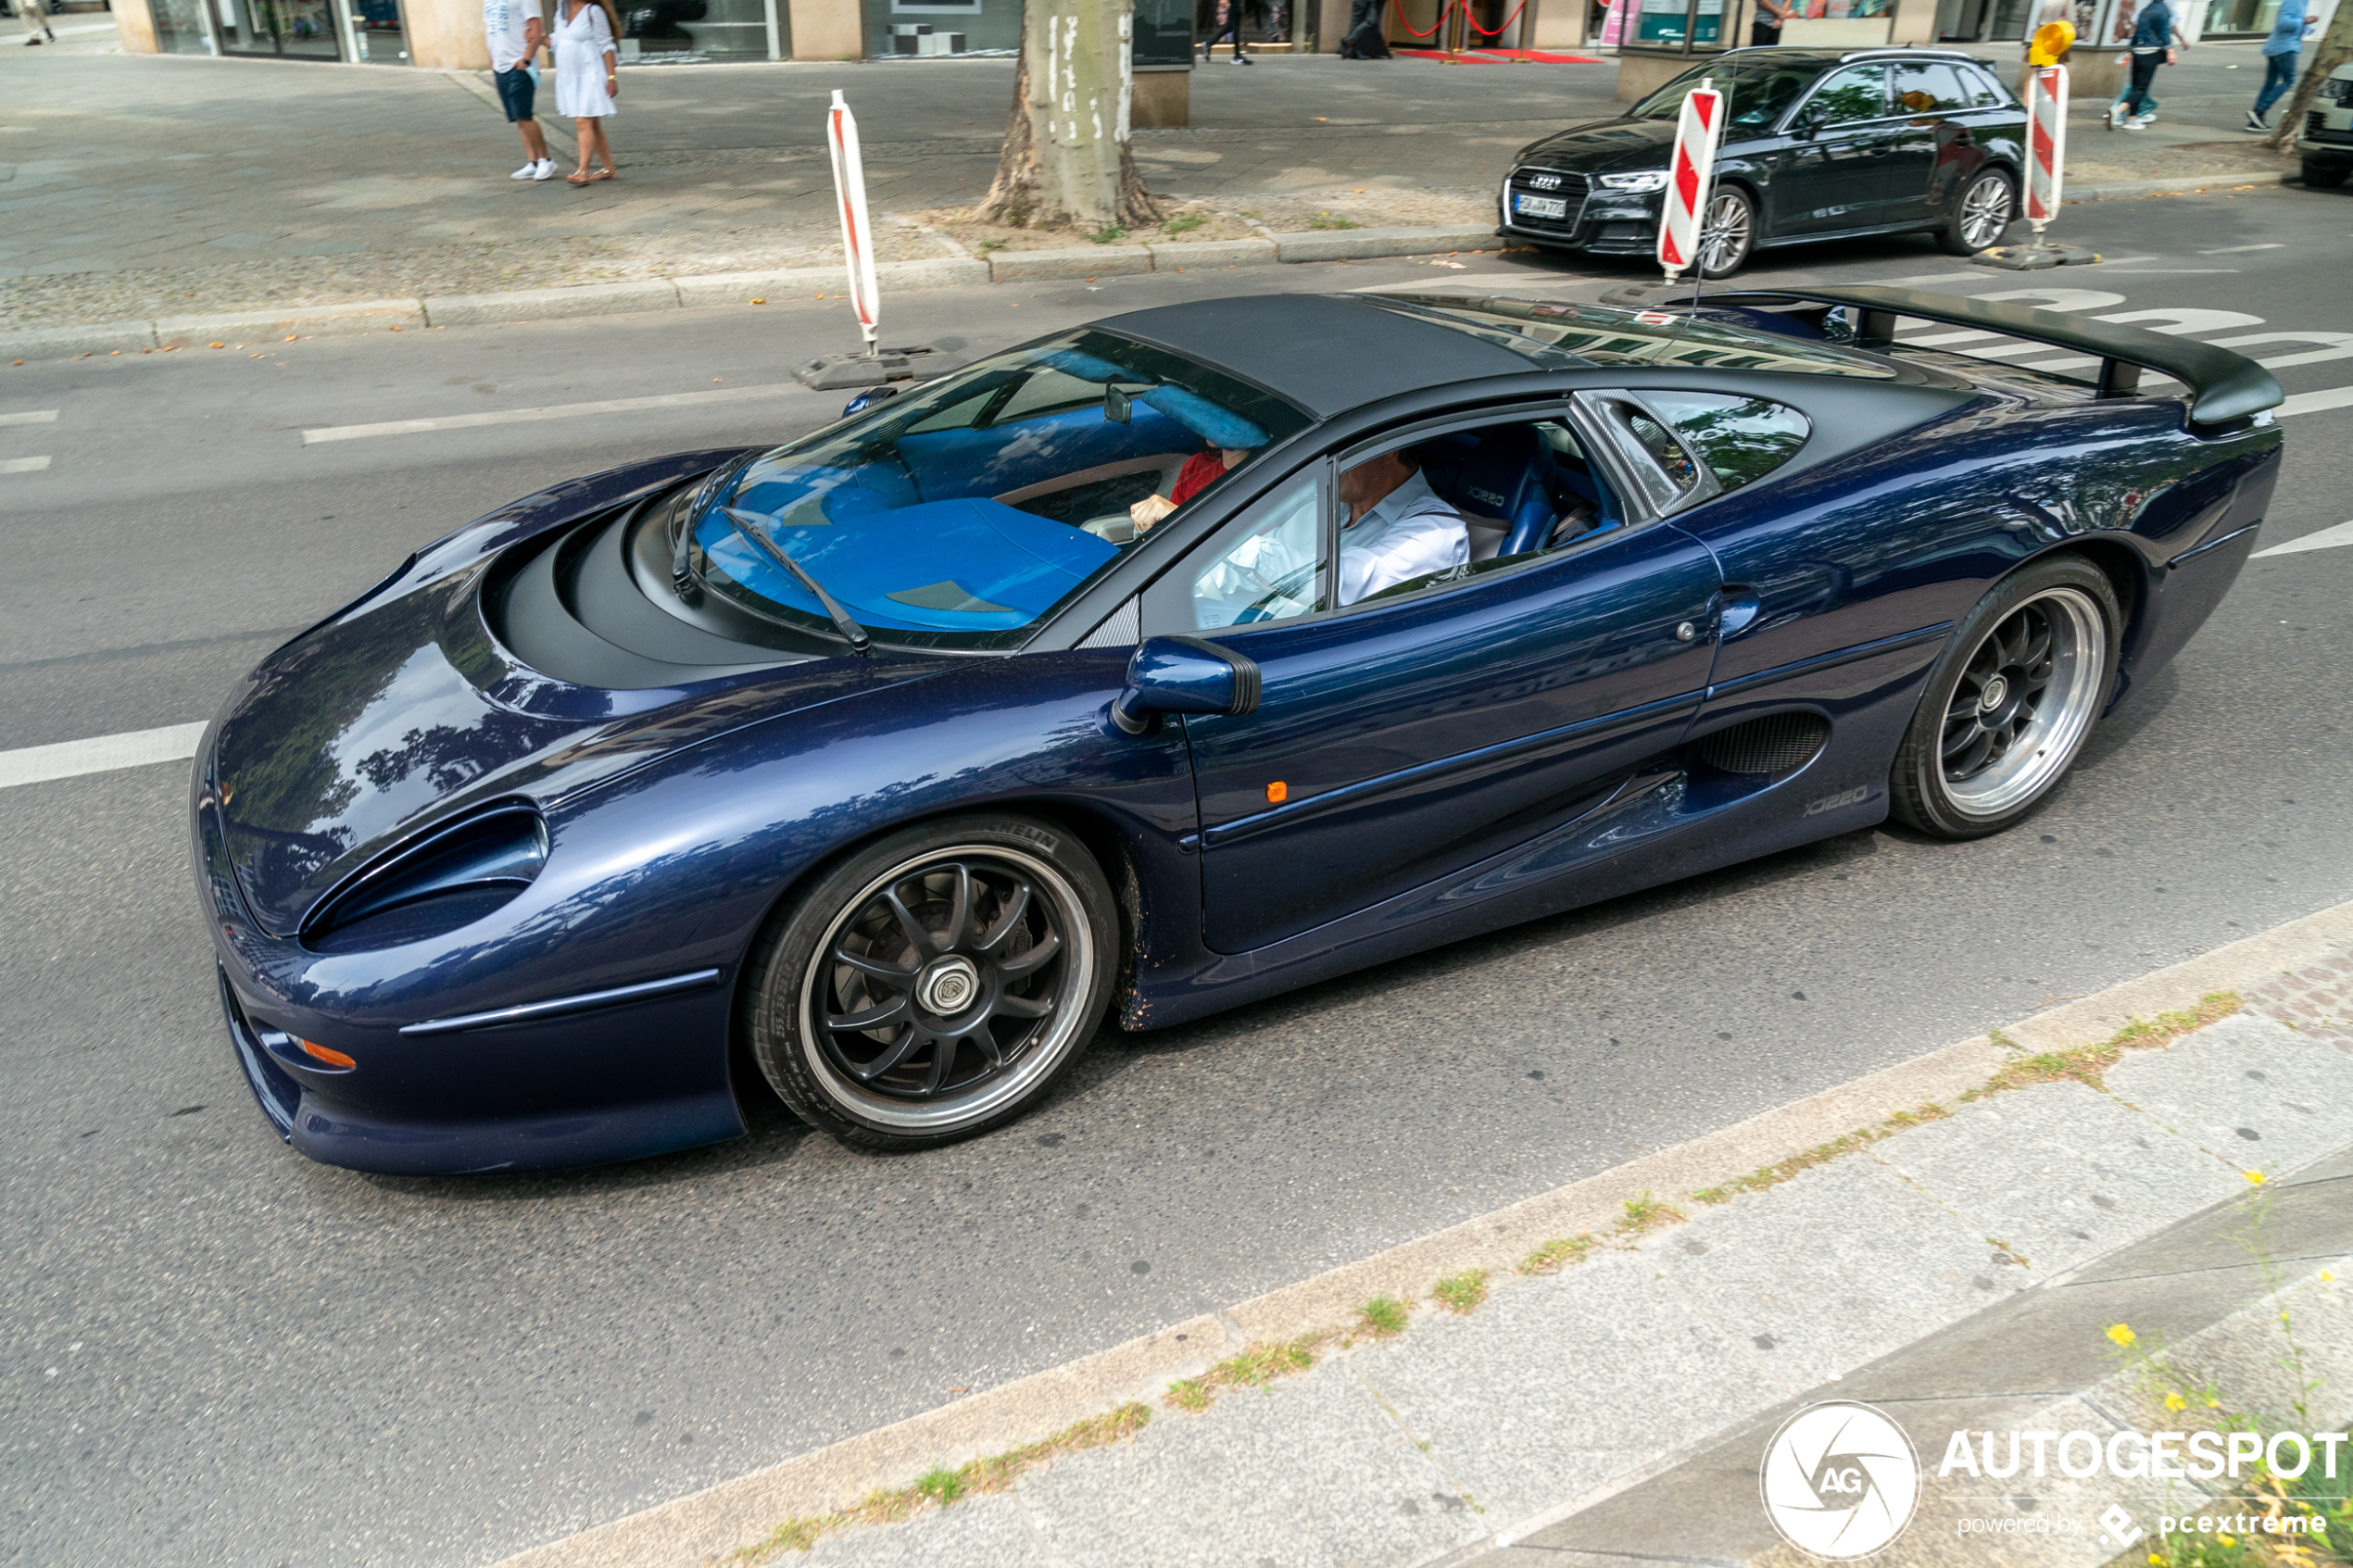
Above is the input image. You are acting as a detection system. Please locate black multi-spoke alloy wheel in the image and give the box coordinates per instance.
[1889,557,2120,839]
[1937,169,2016,256]
[743,815,1117,1148]
[1697,186,1756,280]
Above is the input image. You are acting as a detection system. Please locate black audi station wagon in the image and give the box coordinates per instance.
[1500,47,2029,278]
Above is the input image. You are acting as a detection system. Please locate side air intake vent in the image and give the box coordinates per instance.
[1692,712,1831,778]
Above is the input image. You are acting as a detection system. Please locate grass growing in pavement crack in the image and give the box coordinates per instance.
[1433,1269,1491,1315]
[1619,1190,1684,1233]
[1968,992,2241,1098]
[1164,1333,1331,1413]
[1517,1233,1595,1275]
[1356,1295,1410,1339]
[730,1403,1151,1561]
[1690,1111,1946,1207]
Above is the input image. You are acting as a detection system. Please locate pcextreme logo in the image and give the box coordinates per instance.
[1759,1401,1922,1560]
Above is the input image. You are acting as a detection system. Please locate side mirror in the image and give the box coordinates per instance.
[1793,105,1826,136]
[1108,636,1262,735]
[841,383,901,418]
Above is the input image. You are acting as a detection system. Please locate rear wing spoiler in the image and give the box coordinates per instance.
[1703,284,2283,429]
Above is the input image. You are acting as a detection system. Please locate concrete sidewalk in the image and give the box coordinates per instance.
[0,43,2297,339]
[486,906,2353,1568]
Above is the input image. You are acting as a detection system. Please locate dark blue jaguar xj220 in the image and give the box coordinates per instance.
[194,285,2284,1175]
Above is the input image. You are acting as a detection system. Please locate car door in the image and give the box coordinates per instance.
[1882,59,1982,226]
[1772,64,1896,236]
[1153,406,1724,956]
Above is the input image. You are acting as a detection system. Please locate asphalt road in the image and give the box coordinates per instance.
[5,188,2352,1568]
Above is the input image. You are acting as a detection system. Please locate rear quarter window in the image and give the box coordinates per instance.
[1645,392,1811,492]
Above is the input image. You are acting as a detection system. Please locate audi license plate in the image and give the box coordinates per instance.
[1514,194,1569,219]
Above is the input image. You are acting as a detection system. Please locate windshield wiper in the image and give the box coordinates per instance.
[718,506,874,658]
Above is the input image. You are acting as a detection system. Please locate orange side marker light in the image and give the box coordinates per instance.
[1266,781,1288,804]
[299,1039,358,1070]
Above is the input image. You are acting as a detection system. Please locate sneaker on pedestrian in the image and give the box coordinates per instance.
[531,157,556,180]
[511,160,540,179]
[2244,109,2269,132]
[2121,116,2148,130]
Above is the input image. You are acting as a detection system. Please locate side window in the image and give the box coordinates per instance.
[1807,66,1889,126]
[1643,393,1811,494]
[1891,61,1967,115]
[1959,65,2009,107]
[1591,396,1702,513]
[1156,469,1327,632]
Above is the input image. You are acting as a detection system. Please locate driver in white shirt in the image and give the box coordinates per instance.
[1334,447,1469,605]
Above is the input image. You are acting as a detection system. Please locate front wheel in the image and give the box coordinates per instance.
[2302,158,2351,190]
[1696,186,1756,279]
[742,814,1118,1149]
[1888,557,2120,839]
[1938,169,2016,255]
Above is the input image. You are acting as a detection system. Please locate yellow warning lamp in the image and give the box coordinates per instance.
[2030,19,2074,65]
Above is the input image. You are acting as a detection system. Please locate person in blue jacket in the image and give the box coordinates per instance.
[2248,0,2309,132]
[2112,0,2186,130]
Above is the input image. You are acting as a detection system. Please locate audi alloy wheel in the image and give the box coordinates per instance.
[1697,187,1755,280]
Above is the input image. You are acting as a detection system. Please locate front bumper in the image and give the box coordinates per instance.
[1498,171,1665,255]
[193,730,746,1177]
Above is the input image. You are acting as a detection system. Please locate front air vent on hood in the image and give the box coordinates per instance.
[301,804,547,955]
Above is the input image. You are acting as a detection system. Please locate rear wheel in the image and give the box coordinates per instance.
[1888,557,2120,839]
[1938,169,2016,255]
[743,815,1117,1149]
[2302,158,2350,190]
[1697,187,1756,279]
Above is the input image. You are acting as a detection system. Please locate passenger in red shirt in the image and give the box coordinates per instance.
[1130,445,1253,533]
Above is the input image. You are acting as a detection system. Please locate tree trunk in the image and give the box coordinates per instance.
[2266,0,2353,150]
[975,0,1164,232]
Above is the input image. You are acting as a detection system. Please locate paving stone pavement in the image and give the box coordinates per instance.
[0,40,2298,332]
[701,962,2353,1568]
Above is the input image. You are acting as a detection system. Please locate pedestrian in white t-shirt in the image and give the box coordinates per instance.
[485,0,553,181]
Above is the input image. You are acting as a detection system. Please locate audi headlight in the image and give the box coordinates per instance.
[1596,172,1671,194]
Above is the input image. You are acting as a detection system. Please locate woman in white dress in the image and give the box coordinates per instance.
[553,0,622,184]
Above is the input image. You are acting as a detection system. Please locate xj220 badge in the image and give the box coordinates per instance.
[1759,1401,1921,1559]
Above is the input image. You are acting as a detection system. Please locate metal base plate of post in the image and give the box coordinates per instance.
[794,345,958,390]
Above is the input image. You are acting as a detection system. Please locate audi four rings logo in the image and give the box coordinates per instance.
[1527,173,1563,190]
[1759,1401,1921,1559]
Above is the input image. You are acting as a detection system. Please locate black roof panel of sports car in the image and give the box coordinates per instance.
[1094,294,1538,418]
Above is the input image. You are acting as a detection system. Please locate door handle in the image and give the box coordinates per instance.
[1718,586,1761,639]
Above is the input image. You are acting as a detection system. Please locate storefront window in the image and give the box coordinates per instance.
[861,0,1021,56]
[150,0,215,53]
[2203,0,2282,33]
[620,0,774,60]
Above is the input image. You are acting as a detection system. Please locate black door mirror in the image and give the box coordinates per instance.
[1108,636,1263,734]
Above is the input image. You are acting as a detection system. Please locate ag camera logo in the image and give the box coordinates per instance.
[1759,1401,1921,1559]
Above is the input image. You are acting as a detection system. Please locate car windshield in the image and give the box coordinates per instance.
[1627,58,1822,130]
[684,331,1311,651]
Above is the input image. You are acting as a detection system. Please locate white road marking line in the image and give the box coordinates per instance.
[2254,520,2353,558]
[301,382,823,445]
[1,456,52,473]
[0,409,59,426]
[2280,386,2353,420]
[2198,244,2284,253]
[0,722,209,791]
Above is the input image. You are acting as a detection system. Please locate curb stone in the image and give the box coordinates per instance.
[155,299,425,346]
[0,227,1494,364]
[988,245,1155,282]
[2066,169,2297,202]
[485,897,2353,1568]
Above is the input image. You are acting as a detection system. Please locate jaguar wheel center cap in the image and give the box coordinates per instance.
[918,955,981,1015]
[1980,674,2010,712]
